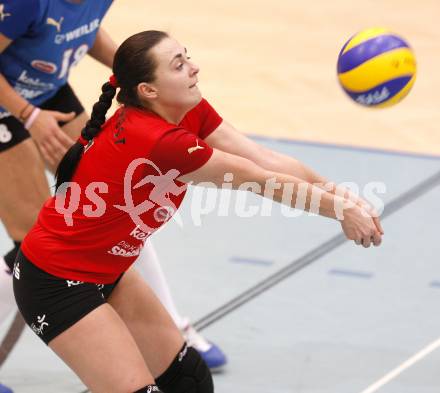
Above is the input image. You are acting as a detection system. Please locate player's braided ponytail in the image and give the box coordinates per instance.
[55,82,116,191]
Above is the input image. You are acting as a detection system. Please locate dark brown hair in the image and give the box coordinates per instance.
[55,30,169,191]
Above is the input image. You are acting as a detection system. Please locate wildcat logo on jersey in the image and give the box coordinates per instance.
[0,4,11,22]
[46,16,64,32]
[31,60,58,74]
[31,314,49,336]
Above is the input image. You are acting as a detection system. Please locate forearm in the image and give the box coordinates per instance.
[260,150,361,202]
[87,28,117,68]
[252,170,348,220]
[181,150,350,220]
[259,149,330,186]
[0,72,30,118]
[207,124,336,188]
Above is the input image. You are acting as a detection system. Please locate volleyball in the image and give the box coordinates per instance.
[337,27,417,108]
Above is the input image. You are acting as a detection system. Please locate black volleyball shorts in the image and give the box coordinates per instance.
[13,250,123,345]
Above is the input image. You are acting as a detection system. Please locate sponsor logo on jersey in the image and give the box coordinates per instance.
[107,233,151,258]
[13,262,20,280]
[187,139,204,154]
[113,108,126,144]
[114,109,126,144]
[54,18,100,45]
[66,280,84,287]
[130,225,151,241]
[0,4,11,21]
[178,344,188,362]
[17,70,54,89]
[153,206,174,222]
[46,16,64,32]
[107,245,142,258]
[14,70,55,99]
[0,124,12,144]
[31,60,58,74]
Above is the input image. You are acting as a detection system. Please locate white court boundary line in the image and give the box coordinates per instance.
[359,336,440,393]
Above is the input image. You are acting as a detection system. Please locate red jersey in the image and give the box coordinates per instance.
[21,99,222,283]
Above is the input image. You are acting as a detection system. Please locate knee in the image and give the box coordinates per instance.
[156,344,213,393]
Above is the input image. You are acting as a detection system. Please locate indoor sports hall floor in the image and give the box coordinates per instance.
[1,1,439,392]
[1,139,440,393]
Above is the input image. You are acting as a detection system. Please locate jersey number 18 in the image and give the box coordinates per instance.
[58,44,89,79]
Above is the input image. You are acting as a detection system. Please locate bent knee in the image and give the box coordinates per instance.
[157,344,213,393]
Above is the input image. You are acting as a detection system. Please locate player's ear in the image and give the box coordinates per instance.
[137,82,158,101]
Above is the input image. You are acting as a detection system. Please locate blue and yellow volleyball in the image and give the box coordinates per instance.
[337,27,416,108]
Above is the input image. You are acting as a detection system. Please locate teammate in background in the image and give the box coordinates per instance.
[0,4,226,392]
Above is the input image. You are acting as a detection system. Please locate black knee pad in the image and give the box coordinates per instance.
[4,241,21,271]
[156,344,214,393]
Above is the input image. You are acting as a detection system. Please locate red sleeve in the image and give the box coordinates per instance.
[196,99,223,139]
[149,128,213,176]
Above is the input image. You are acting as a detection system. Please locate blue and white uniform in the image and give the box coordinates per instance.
[0,0,112,115]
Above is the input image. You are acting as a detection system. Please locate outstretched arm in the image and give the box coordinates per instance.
[205,121,383,233]
[178,148,382,247]
[205,121,315,182]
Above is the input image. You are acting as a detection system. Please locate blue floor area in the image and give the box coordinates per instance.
[1,138,439,392]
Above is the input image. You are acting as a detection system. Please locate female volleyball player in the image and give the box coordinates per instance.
[0,4,226,386]
[13,30,383,392]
